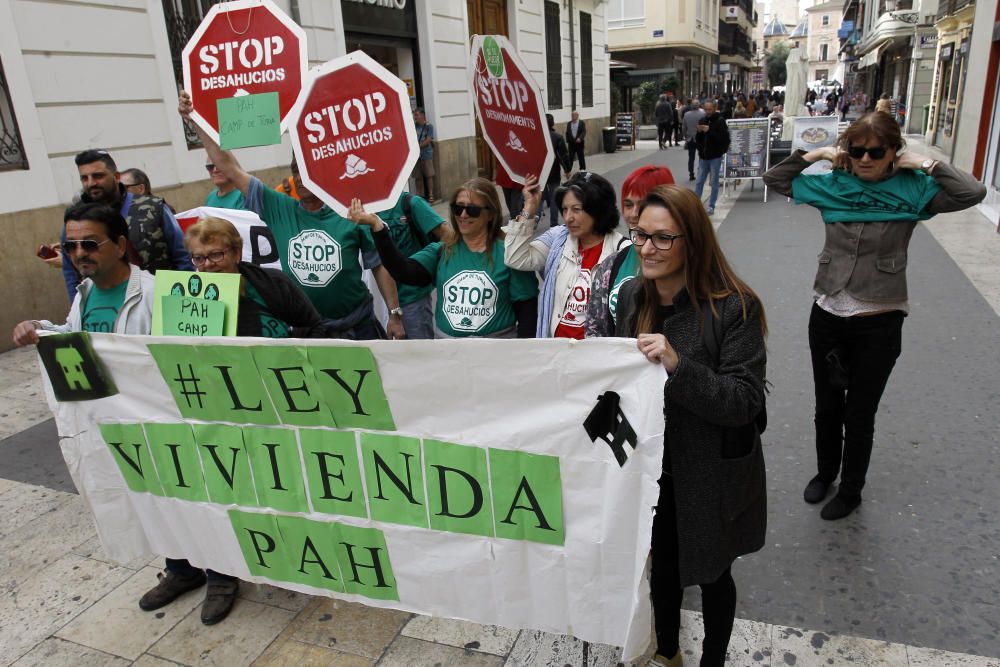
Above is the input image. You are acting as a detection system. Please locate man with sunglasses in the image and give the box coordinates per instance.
[13,203,154,346]
[204,159,246,210]
[61,150,193,300]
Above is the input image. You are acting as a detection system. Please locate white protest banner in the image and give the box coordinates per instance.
[176,207,282,270]
[40,336,665,659]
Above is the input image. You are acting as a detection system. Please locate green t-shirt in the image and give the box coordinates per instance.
[243,282,290,338]
[81,280,128,333]
[410,239,539,337]
[608,247,640,325]
[378,194,444,306]
[791,168,941,223]
[205,188,246,210]
[247,178,378,320]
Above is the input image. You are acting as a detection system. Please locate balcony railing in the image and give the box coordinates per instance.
[936,0,973,20]
[0,56,28,171]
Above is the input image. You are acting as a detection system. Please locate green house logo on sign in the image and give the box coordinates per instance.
[482,36,505,78]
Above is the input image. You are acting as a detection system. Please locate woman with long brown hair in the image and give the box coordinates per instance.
[615,186,768,667]
[347,178,538,338]
[763,111,985,520]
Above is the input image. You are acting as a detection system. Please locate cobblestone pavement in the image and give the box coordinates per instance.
[1,138,998,666]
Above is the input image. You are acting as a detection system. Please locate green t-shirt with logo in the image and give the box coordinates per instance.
[608,247,640,325]
[206,188,246,210]
[378,194,444,306]
[247,178,378,320]
[410,239,539,337]
[243,282,290,338]
[81,280,128,333]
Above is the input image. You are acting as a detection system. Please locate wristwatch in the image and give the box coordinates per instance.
[920,158,936,172]
[389,307,403,317]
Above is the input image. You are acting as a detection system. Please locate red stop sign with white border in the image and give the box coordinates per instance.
[182,0,306,144]
[287,51,419,217]
[469,35,553,185]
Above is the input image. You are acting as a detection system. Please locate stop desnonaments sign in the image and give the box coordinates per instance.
[183,0,307,143]
[470,35,553,185]
[286,51,419,216]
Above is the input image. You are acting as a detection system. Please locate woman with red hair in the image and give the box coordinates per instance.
[586,165,675,337]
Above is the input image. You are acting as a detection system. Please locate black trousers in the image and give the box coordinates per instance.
[657,121,674,146]
[686,142,698,176]
[568,140,586,170]
[650,474,736,666]
[808,303,904,498]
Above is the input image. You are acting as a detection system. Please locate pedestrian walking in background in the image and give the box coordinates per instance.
[682,101,705,182]
[614,185,767,667]
[412,107,437,203]
[565,110,587,170]
[875,94,892,114]
[694,101,730,215]
[586,165,675,338]
[673,99,685,144]
[542,112,572,227]
[349,178,538,338]
[655,94,675,149]
[763,112,986,520]
[504,171,624,338]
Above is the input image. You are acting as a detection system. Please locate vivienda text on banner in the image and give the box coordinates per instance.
[38,335,666,661]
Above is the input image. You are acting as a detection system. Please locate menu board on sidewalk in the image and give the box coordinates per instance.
[790,115,840,174]
[616,112,636,149]
[724,118,771,179]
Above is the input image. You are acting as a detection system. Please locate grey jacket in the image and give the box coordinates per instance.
[617,286,767,586]
[38,265,155,335]
[763,151,987,302]
[682,108,705,142]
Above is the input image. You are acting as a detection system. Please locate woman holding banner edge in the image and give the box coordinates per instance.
[346,178,538,338]
[613,185,768,667]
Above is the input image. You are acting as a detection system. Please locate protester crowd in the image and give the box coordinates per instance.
[11,90,987,666]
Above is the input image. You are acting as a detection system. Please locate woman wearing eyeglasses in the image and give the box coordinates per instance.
[346,178,538,338]
[614,185,767,667]
[505,171,626,338]
[184,217,327,338]
[586,165,675,338]
[763,112,986,520]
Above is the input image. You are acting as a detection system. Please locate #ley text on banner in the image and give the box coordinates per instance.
[40,336,665,659]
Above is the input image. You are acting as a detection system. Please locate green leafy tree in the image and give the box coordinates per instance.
[661,74,681,97]
[636,81,659,123]
[766,41,790,87]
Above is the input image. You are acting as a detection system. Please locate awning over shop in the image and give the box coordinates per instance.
[858,43,884,68]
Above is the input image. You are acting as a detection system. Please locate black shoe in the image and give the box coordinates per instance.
[821,493,861,520]
[803,475,832,504]
[139,569,207,611]
[688,174,695,181]
[201,579,239,625]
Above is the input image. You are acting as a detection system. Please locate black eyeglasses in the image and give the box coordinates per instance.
[62,239,112,254]
[205,163,216,172]
[629,228,684,251]
[190,250,229,266]
[451,203,488,217]
[847,145,888,160]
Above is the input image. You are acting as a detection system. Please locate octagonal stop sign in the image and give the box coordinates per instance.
[287,51,418,216]
[182,0,306,143]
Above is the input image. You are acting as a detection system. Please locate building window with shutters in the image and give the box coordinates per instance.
[608,0,645,29]
[820,43,829,61]
[544,1,562,109]
[580,11,593,108]
[0,55,28,171]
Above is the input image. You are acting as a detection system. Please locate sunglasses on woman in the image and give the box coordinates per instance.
[451,203,488,217]
[847,145,888,160]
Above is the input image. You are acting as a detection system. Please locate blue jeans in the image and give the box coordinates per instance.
[401,295,434,340]
[695,156,723,210]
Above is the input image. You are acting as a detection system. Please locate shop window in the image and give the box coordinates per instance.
[0,55,28,171]
[608,0,645,29]
[545,1,562,109]
[161,0,216,147]
[580,11,593,108]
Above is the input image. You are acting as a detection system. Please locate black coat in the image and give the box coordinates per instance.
[695,112,730,160]
[565,119,587,145]
[237,262,328,338]
[548,130,570,184]
[617,286,767,586]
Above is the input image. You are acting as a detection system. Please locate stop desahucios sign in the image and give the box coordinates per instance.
[182,0,306,143]
[287,51,418,216]
[469,35,553,185]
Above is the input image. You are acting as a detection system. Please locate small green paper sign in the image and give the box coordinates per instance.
[218,92,281,150]
[152,270,240,337]
[162,295,225,337]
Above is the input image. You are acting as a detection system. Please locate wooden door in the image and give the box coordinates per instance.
[467,0,508,179]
